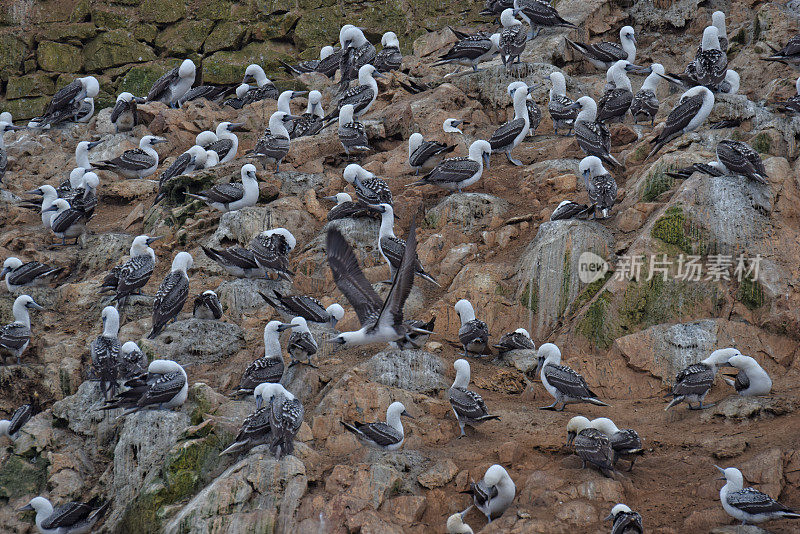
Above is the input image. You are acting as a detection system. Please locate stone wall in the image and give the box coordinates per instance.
[0,0,482,119]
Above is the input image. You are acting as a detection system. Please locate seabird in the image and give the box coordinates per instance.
[258,290,344,329]
[680,26,727,89]
[605,503,643,534]
[285,316,318,367]
[708,11,728,53]
[250,111,296,172]
[197,130,218,149]
[597,61,641,123]
[508,82,541,136]
[204,149,219,168]
[408,131,458,175]
[718,69,740,94]
[178,84,234,107]
[324,192,380,221]
[0,121,22,182]
[716,465,800,525]
[241,64,279,104]
[18,497,110,534]
[647,86,714,159]
[68,172,99,220]
[388,316,436,349]
[342,163,392,205]
[205,122,244,164]
[433,31,501,75]
[570,96,620,167]
[550,200,590,220]
[220,403,272,456]
[33,76,100,127]
[118,341,147,380]
[580,156,617,218]
[666,161,725,180]
[187,163,259,212]
[761,34,800,67]
[338,104,371,156]
[481,0,513,17]
[25,185,59,228]
[449,358,500,437]
[0,295,42,364]
[100,235,160,307]
[590,417,643,471]
[447,513,474,534]
[722,354,772,397]
[444,118,467,135]
[1,401,35,440]
[202,244,265,279]
[664,347,740,410]
[103,359,188,414]
[232,321,286,396]
[715,139,769,184]
[2,257,63,291]
[250,228,296,281]
[0,112,12,124]
[90,306,121,401]
[281,45,334,76]
[371,203,439,285]
[43,199,85,245]
[536,343,608,410]
[315,46,344,79]
[453,300,491,359]
[630,63,664,125]
[565,416,616,476]
[147,59,196,107]
[374,32,402,72]
[338,26,377,91]
[326,213,428,347]
[222,83,250,109]
[54,167,86,200]
[341,401,412,451]
[94,135,166,179]
[409,140,491,192]
[327,64,383,120]
[566,26,637,70]
[462,464,516,523]
[290,90,325,139]
[277,90,306,135]
[147,251,192,339]
[74,139,102,171]
[193,290,223,320]
[153,145,207,205]
[546,72,578,135]
[110,92,143,133]
[489,82,532,165]
[512,0,578,39]
[499,9,528,70]
[493,328,535,353]
[257,382,304,459]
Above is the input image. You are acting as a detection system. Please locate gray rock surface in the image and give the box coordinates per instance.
[361,349,447,395]
[140,318,245,365]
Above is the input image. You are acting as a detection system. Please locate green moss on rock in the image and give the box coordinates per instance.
[118,61,178,97]
[752,132,771,154]
[203,42,291,84]
[651,205,693,253]
[738,276,765,310]
[0,34,27,82]
[37,40,84,72]
[520,279,539,313]
[0,454,49,500]
[90,6,130,29]
[577,289,614,350]
[1,96,51,120]
[293,6,344,49]
[38,22,98,41]
[84,30,156,71]
[250,13,301,42]
[197,0,235,20]
[641,163,675,202]
[133,23,158,44]
[155,19,214,55]
[140,0,185,23]
[204,21,248,53]
[6,73,56,100]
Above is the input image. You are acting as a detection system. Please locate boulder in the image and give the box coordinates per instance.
[360,349,447,395]
[139,318,245,365]
[429,193,509,233]
[83,30,156,71]
[6,73,55,100]
[216,278,291,316]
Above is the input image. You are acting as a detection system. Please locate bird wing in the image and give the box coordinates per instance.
[518,0,576,26]
[235,406,272,442]
[147,66,179,101]
[194,292,223,318]
[250,234,291,273]
[544,363,597,398]
[152,271,189,328]
[44,80,82,116]
[239,356,284,390]
[489,118,527,150]
[459,319,489,347]
[205,138,234,160]
[328,201,379,221]
[0,322,30,351]
[338,85,376,113]
[656,93,704,143]
[354,421,403,446]
[549,95,578,121]
[50,208,84,233]
[612,511,643,534]
[373,212,418,331]
[424,157,479,185]
[717,140,767,182]
[610,428,643,452]
[672,362,714,396]
[586,42,626,63]
[8,262,60,286]
[440,36,493,61]
[732,369,750,393]
[110,99,131,123]
[201,182,245,204]
[326,228,383,327]
[380,235,407,270]
[8,403,33,436]
[355,177,392,206]
[288,331,317,355]
[597,88,633,121]
[410,140,453,167]
[98,148,156,172]
[270,394,304,434]
[159,152,193,185]
[41,502,92,529]
[203,246,260,271]
[631,89,658,117]
[694,49,727,87]
[574,428,615,469]
[115,255,155,296]
[449,386,491,419]
[139,370,186,406]
[470,479,499,507]
[292,114,324,138]
[726,487,795,516]
[375,47,402,72]
[339,121,370,148]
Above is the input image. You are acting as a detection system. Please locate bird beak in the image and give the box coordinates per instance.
[534,356,544,377]
[87,140,103,149]
[626,64,647,73]
[715,465,726,479]
[152,137,167,144]
[43,205,58,212]
[6,125,24,131]
[483,152,490,169]
[25,188,44,196]
[526,84,539,94]
[0,267,9,277]
[17,503,33,512]
[401,410,415,419]
[277,323,294,332]
[603,513,614,521]
[366,203,386,213]
[322,195,339,201]
[291,91,309,98]
[567,102,581,111]
[243,74,254,83]
[631,35,637,45]
[228,122,246,132]
[373,71,387,79]
[566,431,576,446]
[26,300,43,310]
[283,114,301,122]
[145,236,163,245]
[583,169,591,180]
[454,119,466,126]
[255,395,263,410]
[327,336,346,345]
[512,7,520,15]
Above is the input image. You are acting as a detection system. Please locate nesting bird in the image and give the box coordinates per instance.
[18,497,110,534]
[664,347,740,410]
[493,328,535,354]
[454,299,490,357]
[579,155,618,218]
[154,145,208,205]
[146,59,196,107]
[325,192,379,221]
[449,359,500,437]
[220,402,272,456]
[33,76,100,127]
[605,504,643,534]
[341,401,412,451]
[193,290,223,320]
[249,228,296,281]
[329,64,383,119]
[338,25,377,91]
[566,416,616,476]
[110,92,142,133]
[342,163,392,205]
[566,26,637,70]
[716,465,800,525]
[290,90,325,139]
[433,30,501,75]
[285,316,318,367]
[44,199,86,245]
[462,464,516,523]
[205,121,244,164]
[241,63,279,104]
[374,31,402,72]
[257,382,304,459]
[536,343,608,410]
[148,251,192,339]
[187,163,260,213]
[723,354,772,396]
[103,359,188,414]
[94,135,166,179]
[714,140,769,184]
[408,129,458,175]
[550,200,590,220]
[0,295,42,364]
[590,417,644,471]
[2,257,63,291]
[571,96,620,168]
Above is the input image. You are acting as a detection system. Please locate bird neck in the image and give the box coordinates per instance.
[453,369,470,388]
[269,117,290,138]
[34,501,54,527]
[264,330,282,358]
[622,40,636,63]
[611,67,632,91]
[12,302,31,327]
[102,316,119,337]
[277,93,292,113]
[76,148,91,169]
[386,410,403,433]
[641,71,661,92]
[513,92,530,122]
[576,102,597,123]
[378,212,396,238]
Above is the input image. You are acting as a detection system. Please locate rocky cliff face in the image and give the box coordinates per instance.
[1,0,800,532]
